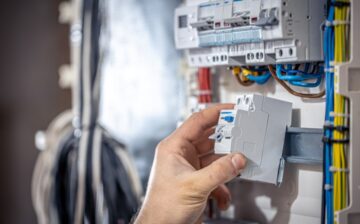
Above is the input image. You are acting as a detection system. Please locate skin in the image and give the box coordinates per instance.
[134,104,247,224]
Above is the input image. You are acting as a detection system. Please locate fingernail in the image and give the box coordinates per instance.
[232,154,245,171]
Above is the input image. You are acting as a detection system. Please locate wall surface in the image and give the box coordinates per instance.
[0,0,71,223]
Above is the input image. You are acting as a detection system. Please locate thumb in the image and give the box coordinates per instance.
[192,153,246,193]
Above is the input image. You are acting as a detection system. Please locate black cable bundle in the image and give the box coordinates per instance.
[53,133,78,224]
[101,135,140,223]
[32,0,142,223]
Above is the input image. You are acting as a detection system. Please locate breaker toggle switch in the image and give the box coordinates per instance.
[222,116,234,123]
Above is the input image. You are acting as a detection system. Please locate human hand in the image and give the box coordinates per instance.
[134,104,247,224]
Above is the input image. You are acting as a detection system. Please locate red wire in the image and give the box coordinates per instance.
[198,69,203,103]
[206,68,212,102]
[198,68,212,103]
[200,68,204,103]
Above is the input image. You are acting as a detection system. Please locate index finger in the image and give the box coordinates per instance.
[175,104,234,142]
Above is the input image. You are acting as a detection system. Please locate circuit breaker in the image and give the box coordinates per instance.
[174,0,326,67]
[212,94,292,185]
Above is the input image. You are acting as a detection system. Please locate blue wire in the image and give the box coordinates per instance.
[324,3,335,223]
[285,63,322,87]
[277,65,322,77]
[247,72,271,85]
[241,67,271,85]
[275,64,323,88]
[278,64,323,77]
[289,77,322,88]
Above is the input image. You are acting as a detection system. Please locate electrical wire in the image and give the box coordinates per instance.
[242,66,272,85]
[232,66,272,86]
[322,0,351,222]
[198,68,212,103]
[77,0,142,223]
[234,73,254,86]
[276,64,323,88]
[242,66,271,85]
[32,0,143,223]
[323,2,335,222]
[332,1,350,222]
[268,65,326,98]
[246,72,271,85]
[31,111,74,224]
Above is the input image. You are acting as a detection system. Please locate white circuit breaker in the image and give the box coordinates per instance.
[212,94,292,185]
[174,0,326,67]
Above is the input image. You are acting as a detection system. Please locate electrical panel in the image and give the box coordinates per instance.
[212,94,292,185]
[174,0,326,67]
[175,0,360,222]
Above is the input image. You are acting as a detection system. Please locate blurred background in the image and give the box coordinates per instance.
[0,0,182,223]
[0,0,71,223]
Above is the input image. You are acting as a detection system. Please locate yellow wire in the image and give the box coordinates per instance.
[232,67,241,76]
[333,1,349,222]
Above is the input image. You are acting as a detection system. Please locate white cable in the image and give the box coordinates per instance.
[92,127,106,223]
[74,8,93,224]
[112,138,143,200]
[32,111,73,224]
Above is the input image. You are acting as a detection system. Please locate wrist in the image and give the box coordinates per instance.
[134,200,182,224]
[133,207,146,224]
[133,198,159,224]
[133,204,159,224]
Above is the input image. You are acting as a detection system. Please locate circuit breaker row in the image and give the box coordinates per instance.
[174,0,326,67]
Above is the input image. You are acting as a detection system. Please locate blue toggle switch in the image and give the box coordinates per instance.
[223,116,234,123]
